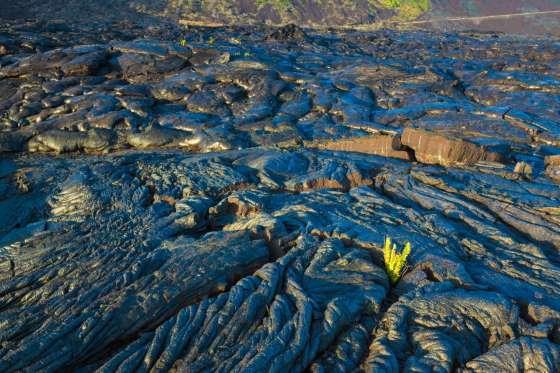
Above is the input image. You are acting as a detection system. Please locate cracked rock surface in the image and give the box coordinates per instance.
[1,5,560,372]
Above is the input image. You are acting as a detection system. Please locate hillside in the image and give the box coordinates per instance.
[164,0,560,34]
[422,0,560,35]
[1,0,559,34]
[164,0,431,26]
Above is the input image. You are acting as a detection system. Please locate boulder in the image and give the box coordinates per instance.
[27,128,116,153]
[266,24,307,41]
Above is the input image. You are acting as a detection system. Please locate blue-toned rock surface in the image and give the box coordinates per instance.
[1,2,560,372]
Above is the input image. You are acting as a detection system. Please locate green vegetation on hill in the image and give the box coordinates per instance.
[170,0,434,26]
[256,0,293,10]
[254,0,430,20]
[377,0,430,20]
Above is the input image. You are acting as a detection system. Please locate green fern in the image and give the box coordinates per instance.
[383,236,411,284]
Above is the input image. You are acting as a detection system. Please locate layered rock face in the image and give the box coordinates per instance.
[1,13,560,373]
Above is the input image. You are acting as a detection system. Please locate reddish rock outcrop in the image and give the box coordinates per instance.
[545,155,560,167]
[311,135,413,161]
[401,128,504,166]
[545,155,560,182]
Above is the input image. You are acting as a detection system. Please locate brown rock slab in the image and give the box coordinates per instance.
[401,128,504,166]
[546,166,560,183]
[544,155,560,183]
[311,135,413,160]
[545,155,560,168]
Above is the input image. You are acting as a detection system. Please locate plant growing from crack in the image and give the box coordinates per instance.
[383,236,411,284]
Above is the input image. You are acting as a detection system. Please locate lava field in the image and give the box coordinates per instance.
[1,5,560,372]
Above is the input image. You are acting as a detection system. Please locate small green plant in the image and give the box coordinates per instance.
[383,236,411,284]
[208,36,216,45]
[179,39,188,47]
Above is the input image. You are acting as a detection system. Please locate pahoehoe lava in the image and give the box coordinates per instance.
[1,2,560,372]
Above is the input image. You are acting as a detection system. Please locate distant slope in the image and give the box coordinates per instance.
[166,0,560,34]
[1,0,558,35]
[429,0,560,17]
[163,0,391,27]
[420,0,560,35]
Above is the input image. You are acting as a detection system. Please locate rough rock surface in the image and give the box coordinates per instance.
[401,128,504,166]
[1,3,560,373]
[311,135,413,161]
